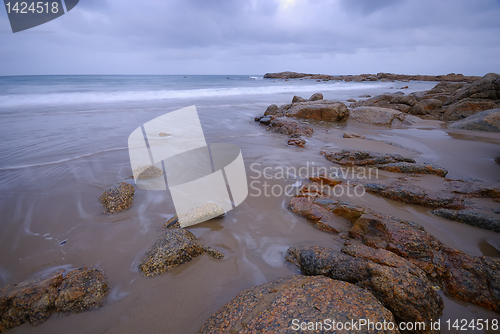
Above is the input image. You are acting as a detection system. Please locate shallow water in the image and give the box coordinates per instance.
[0,76,499,333]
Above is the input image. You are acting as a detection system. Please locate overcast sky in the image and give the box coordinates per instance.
[1,0,499,76]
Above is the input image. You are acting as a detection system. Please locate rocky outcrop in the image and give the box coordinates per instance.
[0,268,108,332]
[200,275,399,334]
[99,182,134,214]
[286,245,443,332]
[442,99,499,122]
[139,228,223,277]
[266,117,314,137]
[263,71,480,83]
[348,106,421,126]
[446,73,500,103]
[431,209,500,232]
[288,179,500,313]
[447,108,500,132]
[321,150,415,166]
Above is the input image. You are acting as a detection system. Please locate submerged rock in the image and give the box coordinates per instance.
[431,209,500,232]
[200,275,398,334]
[99,182,134,214]
[0,268,108,332]
[376,162,448,177]
[139,229,223,277]
[364,182,463,209]
[321,149,415,166]
[286,246,443,332]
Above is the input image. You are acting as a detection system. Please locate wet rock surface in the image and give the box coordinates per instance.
[139,229,223,277]
[199,275,399,334]
[0,268,108,333]
[321,149,415,166]
[375,162,448,177]
[265,117,314,137]
[288,178,500,313]
[364,182,463,209]
[286,245,443,332]
[99,182,134,214]
[287,137,306,147]
[431,209,500,232]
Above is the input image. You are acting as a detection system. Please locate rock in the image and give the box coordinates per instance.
[263,104,279,116]
[258,116,272,125]
[99,182,134,214]
[288,178,500,312]
[133,165,164,180]
[287,138,306,147]
[431,209,500,232]
[343,132,366,139]
[288,186,353,234]
[349,93,417,113]
[446,72,500,103]
[364,182,463,209]
[158,132,171,137]
[54,268,109,313]
[346,98,357,102]
[266,117,314,137]
[348,107,420,126]
[199,275,399,334]
[376,162,448,177]
[139,229,223,277]
[286,101,349,122]
[308,92,323,101]
[448,108,500,132]
[429,82,467,95]
[254,115,264,122]
[286,246,443,332]
[321,150,415,166]
[309,173,342,187]
[400,86,409,89]
[263,71,314,79]
[443,99,499,122]
[0,268,108,332]
[359,94,371,98]
[408,99,444,115]
[291,95,306,103]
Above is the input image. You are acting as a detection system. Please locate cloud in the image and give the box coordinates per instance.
[0,0,499,75]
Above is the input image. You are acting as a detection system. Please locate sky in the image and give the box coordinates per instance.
[1,0,499,76]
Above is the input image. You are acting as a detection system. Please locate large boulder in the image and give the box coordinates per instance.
[447,108,500,132]
[286,246,443,333]
[139,229,223,277]
[442,99,499,122]
[408,99,444,116]
[348,107,420,126]
[0,268,108,332]
[199,275,399,334]
[446,72,500,103]
[286,100,349,122]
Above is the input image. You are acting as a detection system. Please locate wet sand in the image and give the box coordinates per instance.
[1,82,499,333]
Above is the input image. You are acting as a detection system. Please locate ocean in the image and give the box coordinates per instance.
[0,75,499,333]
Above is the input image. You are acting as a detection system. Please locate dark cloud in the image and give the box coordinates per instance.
[0,0,499,75]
